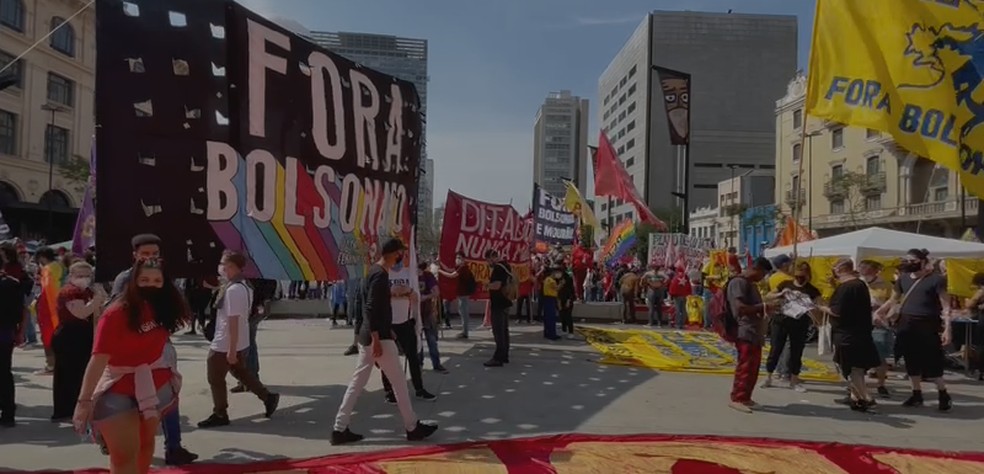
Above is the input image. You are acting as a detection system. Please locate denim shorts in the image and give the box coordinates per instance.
[93,383,176,422]
[872,327,895,361]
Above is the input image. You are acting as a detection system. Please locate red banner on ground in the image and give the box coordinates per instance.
[438,190,533,300]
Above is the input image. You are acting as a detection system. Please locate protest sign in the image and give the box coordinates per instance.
[438,191,532,299]
[95,0,421,280]
[532,183,575,252]
[647,233,712,270]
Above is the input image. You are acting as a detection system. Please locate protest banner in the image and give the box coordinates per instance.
[532,183,575,252]
[438,190,533,299]
[647,233,712,270]
[71,141,96,255]
[95,0,421,280]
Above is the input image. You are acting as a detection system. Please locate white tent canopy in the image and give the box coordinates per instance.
[764,227,984,261]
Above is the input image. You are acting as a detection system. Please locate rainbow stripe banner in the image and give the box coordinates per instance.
[600,220,636,267]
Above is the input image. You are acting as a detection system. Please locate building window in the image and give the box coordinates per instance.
[620,77,627,87]
[1,0,24,32]
[626,138,635,150]
[830,199,845,214]
[0,50,22,88]
[628,65,637,78]
[618,94,626,105]
[44,124,69,164]
[618,110,626,122]
[831,164,844,180]
[866,195,881,211]
[617,145,625,155]
[50,17,75,57]
[866,156,880,175]
[628,83,636,96]
[603,111,609,120]
[866,128,880,140]
[603,96,609,106]
[831,128,844,149]
[626,157,635,167]
[793,109,802,129]
[0,109,15,155]
[934,187,949,202]
[792,144,802,163]
[626,120,635,132]
[47,73,75,107]
[618,128,625,139]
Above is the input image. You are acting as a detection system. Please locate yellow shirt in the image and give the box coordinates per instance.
[768,272,794,293]
[543,277,559,298]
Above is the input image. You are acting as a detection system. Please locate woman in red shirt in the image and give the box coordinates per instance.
[51,261,106,421]
[73,259,188,474]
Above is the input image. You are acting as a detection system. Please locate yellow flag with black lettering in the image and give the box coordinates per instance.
[806,0,984,196]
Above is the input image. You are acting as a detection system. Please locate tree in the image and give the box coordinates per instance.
[824,171,872,230]
[652,206,684,233]
[59,154,90,194]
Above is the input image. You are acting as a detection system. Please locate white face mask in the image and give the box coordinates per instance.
[218,264,228,280]
[71,277,91,288]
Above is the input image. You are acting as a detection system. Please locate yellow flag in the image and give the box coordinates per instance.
[806,0,984,196]
[563,180,600,230]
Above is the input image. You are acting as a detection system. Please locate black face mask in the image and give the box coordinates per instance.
[899,261,922,273]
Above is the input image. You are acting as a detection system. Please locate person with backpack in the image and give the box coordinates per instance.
[484,249,513,367]
[723,257,775,413]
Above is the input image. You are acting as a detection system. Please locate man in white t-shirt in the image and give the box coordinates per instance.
[198,251,280,428]
[379,253,436,403]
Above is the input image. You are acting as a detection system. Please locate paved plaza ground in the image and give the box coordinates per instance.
[1,319,984,472]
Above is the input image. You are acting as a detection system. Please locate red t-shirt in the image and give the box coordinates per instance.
[57,284,93,327]
[93,302,171,395]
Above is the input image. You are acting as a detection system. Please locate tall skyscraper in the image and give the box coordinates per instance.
[307,31,433,228]
[596,11,796,230]
[532,90,589,199]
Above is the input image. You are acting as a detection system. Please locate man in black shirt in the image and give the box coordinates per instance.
[762,261,821,393]
[331,238,438,445]
[484,249,512,367]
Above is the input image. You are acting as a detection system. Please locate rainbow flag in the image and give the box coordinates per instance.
[600,220,636,267]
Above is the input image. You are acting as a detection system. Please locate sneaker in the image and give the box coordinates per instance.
[483,360,504,367]
[416,389,437,401]
[385,392,397,404]
[761,377,773,389]
[850,400,872,413]
[406,421,438,441]
[230,383,247,393]
[343,345,358,356]
[728,401,753,413]
[902,392,924,408]
[939,390,952,412]
[433,366,449,374]
[791,384,807,393]
[834,396,853,405]
[877,386,891,399]
[330,428,364,446]
[197,414,230,428]
[164,446,199,466]
[263,393,280,418]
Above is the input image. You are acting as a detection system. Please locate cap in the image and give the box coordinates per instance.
[771,254,792,269]
[381,238,407,255]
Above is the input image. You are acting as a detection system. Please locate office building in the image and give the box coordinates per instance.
[532,90,589,198]
[308,31,433,228]
[596,11,797,231]
[0,0,93,240]
[775,72,970,238]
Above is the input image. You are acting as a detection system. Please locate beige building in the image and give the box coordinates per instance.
[0,0,94,241]
[775,73,970,238]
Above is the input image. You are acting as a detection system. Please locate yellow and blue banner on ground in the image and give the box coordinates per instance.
[806,0,984,197]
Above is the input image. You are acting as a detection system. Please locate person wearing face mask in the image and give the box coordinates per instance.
[72,258,189,474]
[762,261,820,393]
[876,248,953,411]
[859,260,894,399]
[106,234,198,466]
[438,252,477,339]
[50,262,106,421]
[198,251,280,428]
[331,238,438,445]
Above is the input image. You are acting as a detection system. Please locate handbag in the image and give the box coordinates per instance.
[885,276,925,326]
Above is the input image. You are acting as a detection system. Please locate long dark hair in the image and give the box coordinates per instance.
[122,258,189,333]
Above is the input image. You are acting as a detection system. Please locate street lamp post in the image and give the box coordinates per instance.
[41,102,68,241]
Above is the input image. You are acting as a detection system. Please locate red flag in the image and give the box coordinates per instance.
[594,132,666,230]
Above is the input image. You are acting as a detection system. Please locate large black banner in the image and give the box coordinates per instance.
[532,183,575,249]
[95,0,421,281]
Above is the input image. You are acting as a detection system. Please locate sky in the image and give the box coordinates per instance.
[237,0,815,211]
